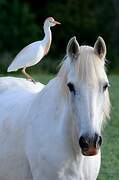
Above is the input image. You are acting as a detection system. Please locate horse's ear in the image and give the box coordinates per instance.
[94,36,106,59]
[67,36,80,60]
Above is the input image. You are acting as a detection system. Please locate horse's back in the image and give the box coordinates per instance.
[0,76,44,122]
[0,76,44,93]
[0,76,44,180]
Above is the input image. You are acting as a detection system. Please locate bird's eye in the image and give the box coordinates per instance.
[67,82,75,95]
[103,83,109,92]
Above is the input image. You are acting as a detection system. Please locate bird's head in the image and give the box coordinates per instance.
[44,17,61,27]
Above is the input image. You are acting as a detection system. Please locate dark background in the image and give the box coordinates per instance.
[0,0,119,73]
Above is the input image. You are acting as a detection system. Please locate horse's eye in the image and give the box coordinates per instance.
[67,82,75,95]
[103,83,109,92]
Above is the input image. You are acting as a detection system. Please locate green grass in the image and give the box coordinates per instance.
[2,73,119,179]
[32,73,54,84]
[98,75,119,180]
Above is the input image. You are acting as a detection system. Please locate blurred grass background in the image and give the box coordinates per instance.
[0,0,119,179]
[98,75,119,180]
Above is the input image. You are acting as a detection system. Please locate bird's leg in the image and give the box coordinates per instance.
[21,67,36,84]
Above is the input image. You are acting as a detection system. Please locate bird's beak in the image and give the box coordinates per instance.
[54,20,61,25]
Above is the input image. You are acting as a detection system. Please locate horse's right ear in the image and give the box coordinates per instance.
[67,37,80,60]
[94,36,106,59]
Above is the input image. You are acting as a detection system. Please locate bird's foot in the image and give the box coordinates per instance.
[27,78,36,84]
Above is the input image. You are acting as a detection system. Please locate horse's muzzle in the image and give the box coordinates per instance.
[79,133,102,156]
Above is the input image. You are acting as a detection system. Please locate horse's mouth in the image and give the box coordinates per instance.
[81,148,99,156]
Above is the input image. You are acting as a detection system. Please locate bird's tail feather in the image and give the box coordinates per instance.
[7,65,18,72]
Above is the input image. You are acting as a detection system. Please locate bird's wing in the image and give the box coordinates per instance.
[7,41,44,72]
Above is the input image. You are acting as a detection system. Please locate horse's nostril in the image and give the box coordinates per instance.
[98,136,102,146]
[95,134,102,147]
[79,134,102,156]
[79,136,89,149]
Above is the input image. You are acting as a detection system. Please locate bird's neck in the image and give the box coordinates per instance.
[43,24,52,44]
[43,24,52,55]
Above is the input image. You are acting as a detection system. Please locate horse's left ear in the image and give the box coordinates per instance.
[94,36,106,59]
[67,36,80,60]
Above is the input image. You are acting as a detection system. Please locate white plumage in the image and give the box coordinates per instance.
[7,17,61,83]
[8,42,44,71]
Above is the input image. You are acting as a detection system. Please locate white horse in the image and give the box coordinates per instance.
[0,36,110,180]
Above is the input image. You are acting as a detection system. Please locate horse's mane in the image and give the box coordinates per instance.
[57,45,110,122]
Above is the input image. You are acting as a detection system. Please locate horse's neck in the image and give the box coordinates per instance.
[34,77,72,135]
[43,78,77,143]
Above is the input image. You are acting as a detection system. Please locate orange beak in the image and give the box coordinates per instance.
[54,20,61,25]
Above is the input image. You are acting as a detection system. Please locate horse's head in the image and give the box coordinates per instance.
[63,36,110,156]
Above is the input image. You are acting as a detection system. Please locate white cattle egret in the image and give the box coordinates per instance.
[7,17,61,83]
